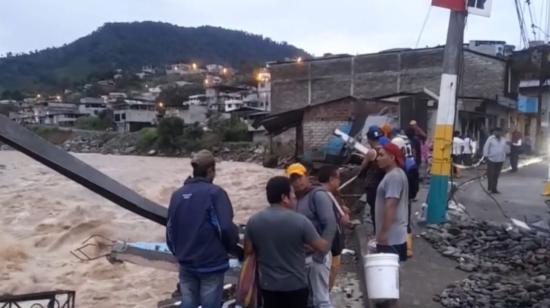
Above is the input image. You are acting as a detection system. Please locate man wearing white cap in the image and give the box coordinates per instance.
[391,136,419,258]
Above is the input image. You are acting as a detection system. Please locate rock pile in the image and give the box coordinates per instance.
[62,133,268,163]
[423,217,550,308]
[213,143,266,163]
[63,132,139,155]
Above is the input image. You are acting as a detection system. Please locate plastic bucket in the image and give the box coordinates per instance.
[364,253,400,300]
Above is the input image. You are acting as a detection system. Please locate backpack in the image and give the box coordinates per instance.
[399,135,418,172]
[307,187,345,256]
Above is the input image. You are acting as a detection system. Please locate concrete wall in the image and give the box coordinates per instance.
[270,48,508,114]
[302,100,354,151]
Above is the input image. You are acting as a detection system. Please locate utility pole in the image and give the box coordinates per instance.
[426,10,467,224]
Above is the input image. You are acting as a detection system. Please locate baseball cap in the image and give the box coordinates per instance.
[286,163,307,177]
[392,137,406,150]
[383,142,405,168]
[191,150,216,168]
[379,136,390,146]
[410,120,417,126]
[366,126,383,140]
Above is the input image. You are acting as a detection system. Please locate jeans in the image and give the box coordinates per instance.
[261,288,309,308]
[306,253,333,308]
[366,187,377,230]
[487,161,503,192]
[510,146,520,172]
[179,269,225,308]
[377,242,408,262]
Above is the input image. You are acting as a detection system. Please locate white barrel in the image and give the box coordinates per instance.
[364,253,400,300]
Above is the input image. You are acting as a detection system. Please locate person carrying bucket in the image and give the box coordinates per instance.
[374,142,409,262]
[370,142,409,308]
[391,135,419,258]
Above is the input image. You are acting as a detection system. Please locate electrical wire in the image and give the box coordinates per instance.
[415,5,432,48]
[515,0,530,48]
[526,0,539,40]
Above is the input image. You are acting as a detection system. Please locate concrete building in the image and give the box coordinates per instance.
[113,100,157,132]
[468,40,515,58]
[26,101,83,127]
[78,97,108,116]
[257,68,271,112]
[166,63,193,75]
[258,96,397,161]
[268,47,515,143]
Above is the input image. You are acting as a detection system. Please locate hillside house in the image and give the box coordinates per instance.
[113,100,157,132]
[79,97,108,116]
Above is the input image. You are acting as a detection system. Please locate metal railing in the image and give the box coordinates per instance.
[0,290,75,308]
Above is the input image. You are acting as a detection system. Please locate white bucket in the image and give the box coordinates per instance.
[364,253,400,300]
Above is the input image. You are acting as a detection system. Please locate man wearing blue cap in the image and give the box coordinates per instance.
[360,126,386,230]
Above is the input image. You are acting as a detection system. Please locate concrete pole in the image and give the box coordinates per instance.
[426,10,467,224]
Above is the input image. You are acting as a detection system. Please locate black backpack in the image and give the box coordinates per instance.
[308,188,345,256]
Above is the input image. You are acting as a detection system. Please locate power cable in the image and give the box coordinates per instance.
[415,5,432,48]
[514,0,529,50]
[526,0,540,40]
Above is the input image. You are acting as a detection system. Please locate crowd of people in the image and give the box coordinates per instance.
[164,121,526,308]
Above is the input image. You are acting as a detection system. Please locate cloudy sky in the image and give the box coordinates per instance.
[1,0,549,57]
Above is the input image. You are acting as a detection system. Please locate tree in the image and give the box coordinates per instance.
[157,117,185,151]
[157,84,204,107]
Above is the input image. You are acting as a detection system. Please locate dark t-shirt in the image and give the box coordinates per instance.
[246,206,320,291]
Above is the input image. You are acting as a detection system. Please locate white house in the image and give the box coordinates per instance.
[79,97,108,116]
[113,100,157,132]
[183,94,207,107]
[257,69,271,112]
[30,102,83,127]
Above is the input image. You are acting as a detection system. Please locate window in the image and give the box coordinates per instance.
[122,113,126,120]
[468,0,486,9]
[115,114,120,121]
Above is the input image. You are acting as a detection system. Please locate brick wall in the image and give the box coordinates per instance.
[270,48,508,114]
[302,99,354,151]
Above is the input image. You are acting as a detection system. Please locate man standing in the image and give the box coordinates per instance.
[452,131,464,178]
[391,136,419,258]
[483,128,509,193]
[375,143,409,262]
[510,129,523,172]
[462,134,474,166]
[317,165,350,290]
[360,126,386,230]
[245,176,329,308]
[287,163,337,308]
[166,150,239,308]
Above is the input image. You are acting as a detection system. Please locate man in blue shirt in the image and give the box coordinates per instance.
[166,150,239,308]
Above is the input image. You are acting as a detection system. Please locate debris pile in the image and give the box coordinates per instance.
[63,132,139,155]
[423,214,550,308]
[62,133,267,163]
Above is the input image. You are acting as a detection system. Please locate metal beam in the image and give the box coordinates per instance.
[0,115,167,225]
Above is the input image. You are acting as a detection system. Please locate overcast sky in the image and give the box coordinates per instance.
[1,0,549,57]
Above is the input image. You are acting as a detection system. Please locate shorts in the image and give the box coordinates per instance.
[376,242,407,262]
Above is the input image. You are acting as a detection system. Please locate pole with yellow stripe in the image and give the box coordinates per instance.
[427,10,466,224]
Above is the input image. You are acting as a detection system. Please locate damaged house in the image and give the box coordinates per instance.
[262,43,521,161]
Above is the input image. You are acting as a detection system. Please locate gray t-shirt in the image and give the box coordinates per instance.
[375,167,409,245]
[246,206,320,291]
[296,187,337,262]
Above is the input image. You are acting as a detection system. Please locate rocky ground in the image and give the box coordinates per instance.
[61,132,269,163]
[422,204,550,308]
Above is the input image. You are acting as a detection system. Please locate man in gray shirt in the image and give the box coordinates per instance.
[375,143,409,262]
[287,163,337,308]
[483,128,508,194]
[245,176,328,308]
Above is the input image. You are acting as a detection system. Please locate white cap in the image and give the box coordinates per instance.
[391,137,406,150]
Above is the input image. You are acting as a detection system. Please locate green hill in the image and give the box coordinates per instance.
[0,21,308,92]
